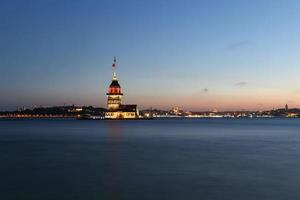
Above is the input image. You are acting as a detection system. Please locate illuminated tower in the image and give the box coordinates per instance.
[107,57,123,110]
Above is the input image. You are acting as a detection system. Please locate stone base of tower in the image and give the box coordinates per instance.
[105,111,138,119]
[105,104,139,119]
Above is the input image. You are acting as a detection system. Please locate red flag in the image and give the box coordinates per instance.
[112,56,116,68]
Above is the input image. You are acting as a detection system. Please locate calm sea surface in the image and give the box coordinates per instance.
[1,118,300,200]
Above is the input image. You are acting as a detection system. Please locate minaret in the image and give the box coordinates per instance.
[107,57,123,110]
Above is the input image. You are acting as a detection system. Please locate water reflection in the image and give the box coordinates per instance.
[107,121,122,143]
[100,121,123,199]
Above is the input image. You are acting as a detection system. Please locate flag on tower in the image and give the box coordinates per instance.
[112,57,116,68]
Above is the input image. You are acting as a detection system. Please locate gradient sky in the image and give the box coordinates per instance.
[1,0,300,111]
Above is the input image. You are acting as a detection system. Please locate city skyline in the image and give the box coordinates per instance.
[1,0,300,111]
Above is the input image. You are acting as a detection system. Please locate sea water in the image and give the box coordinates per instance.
[1,118,300,200]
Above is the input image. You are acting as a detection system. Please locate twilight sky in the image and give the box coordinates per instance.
[1,0,300,111]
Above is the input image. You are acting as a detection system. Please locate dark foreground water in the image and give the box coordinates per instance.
[1,119,300,200]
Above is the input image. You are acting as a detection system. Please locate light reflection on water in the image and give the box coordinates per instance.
[103,121,122,200]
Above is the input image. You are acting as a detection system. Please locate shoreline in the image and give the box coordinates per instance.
[1,116,299,120]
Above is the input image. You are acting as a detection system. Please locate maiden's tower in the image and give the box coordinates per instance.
[105,57,139,119]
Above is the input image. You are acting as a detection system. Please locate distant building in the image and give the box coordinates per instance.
[285,104,289,111]
[212,108,218,113]
[170,106,183,116]
[105,58,139,119]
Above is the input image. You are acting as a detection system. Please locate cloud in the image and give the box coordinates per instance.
[225,40,253,50]
[201,88,209,93]
[235,82,247,87]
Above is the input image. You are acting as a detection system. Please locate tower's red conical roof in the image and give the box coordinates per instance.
[107,78,122,95]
